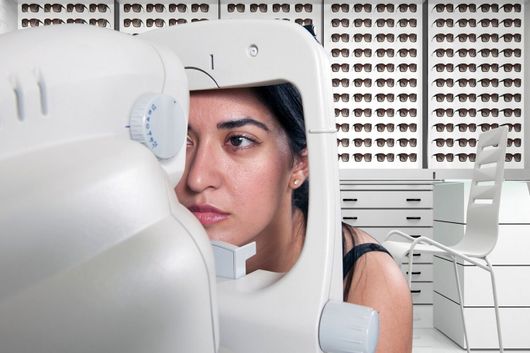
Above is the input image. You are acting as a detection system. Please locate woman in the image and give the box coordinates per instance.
[175,84,412,353]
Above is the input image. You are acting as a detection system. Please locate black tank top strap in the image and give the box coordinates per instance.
[343,243,392,279]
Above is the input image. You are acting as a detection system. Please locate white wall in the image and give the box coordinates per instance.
[0,0,17,34]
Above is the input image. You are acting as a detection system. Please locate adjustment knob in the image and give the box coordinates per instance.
[129,93,186,159]
[319,301,379,353]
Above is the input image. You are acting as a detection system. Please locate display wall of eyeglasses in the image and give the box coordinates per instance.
[18,0,114,28]
[15,0,528,178]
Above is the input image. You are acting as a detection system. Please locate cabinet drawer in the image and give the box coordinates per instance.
[402,263,433,282]
[342,209,433,227]
[413,305,433,329]
[411,282,433,305]
[341,190,433,209]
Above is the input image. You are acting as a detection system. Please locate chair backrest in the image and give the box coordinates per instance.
[460,126,508,257]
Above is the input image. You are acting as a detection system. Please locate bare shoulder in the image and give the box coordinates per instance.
[343,224,413,353]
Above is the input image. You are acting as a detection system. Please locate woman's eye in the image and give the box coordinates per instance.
[228,135,255,148]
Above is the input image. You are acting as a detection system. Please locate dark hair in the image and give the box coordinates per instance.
[253,83,309,221]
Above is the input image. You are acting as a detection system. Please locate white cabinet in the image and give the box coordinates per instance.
[340,180,434,328]
[433,180,530,349]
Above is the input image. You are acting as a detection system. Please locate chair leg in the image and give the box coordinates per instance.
[485,257,504,353]
[452,256,470,353]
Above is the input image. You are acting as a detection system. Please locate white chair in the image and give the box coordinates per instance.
[382,125,509,353]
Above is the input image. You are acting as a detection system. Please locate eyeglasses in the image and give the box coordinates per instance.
[146,3,164,12]
[434,108,454,117]
[398,3,417,12]
[90,3,110,12]
[295,3,312,12]
[500,48,522,57]
[502,63,522,72]
[334,108,349,117]
[353,63,371,72]
[477,94,498,103]
[376,153,395,162]
[353,153,373,162]
[337,138,350,147]
[375,123,395,132]
[44,3,67,12]
[505,153,522,162]
[456,63,477,72]
[375,93,395,102]
[433,79,453,87]
[353,93,371,102]
[333,93,349,103]
[433,33,454,42]
[397,123,417,132]
[353,138,372,147]
[336,123,349,132]
[22,3,43,12]
[433,63,454,72]
[353,33,372,42]
[375,78,394,87]
[331,33,349,42]
[248,3,266,12]
[397,108,417,117]
[398,93,417,102]
[398,18,417,27]
[398,153,417,162]
[146,18,165,27]
[353,48,372,57]
[376,3,395,12]
[66,18,88,24]
[375,108,395,117]
[433,138,454,147]
[375,138,395,147]
[456,18,477,27]
[502,33,522,42]
[501,93,522,102]
[331,18,349,27]
[478,78,498,87]
[332,78,349,87]
[434,93,454,102]
[331,3,350,12]
[294,18,313,26]
[456,153,476,162]
[478,3,499,12]
[434,48,454,57]
[507,138,522,147]
[331,64,350,72]
[353,78,372,87]
[457,78,477,87]
[169,3,187,12]
[272,3,290,12]
[500,108,522,117]
[227,3,245,12]
[398,79,417,87]
[169,18,187,25]
[192,3,209,12]
[338,153,350,162]
[456,93,477,102]
[353,3,372,12]
[375,63,394,72]
[124,3,142,12]
[456,33,477,42]
[398,138,417,147]
[398,63,417,72]
[331,48,349,57]
[352,123,372,132]
[456,108,477,117]
[375,48,394,57]
[90,18,111,27]
[44,18,64,25]
[500,78,521,87]
[478,109,500,118]
[501,123,522,132]
[376,18,395,27]
[67,3,87,12]
[456,138,477,147]
[433,153,454,162]
[398,48,417,57]
[501,3,522,12]
[433,18,454,27]
[353,18,372,27]
[398,33,417,42]
[353,108,372,117]
[124,18,142,27]
[478,48,498,57]
[433,123,454,132]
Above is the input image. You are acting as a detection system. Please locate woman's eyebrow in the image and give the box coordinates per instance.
[217,118,270,132]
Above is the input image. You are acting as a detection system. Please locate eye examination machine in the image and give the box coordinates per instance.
[0,21,378,353]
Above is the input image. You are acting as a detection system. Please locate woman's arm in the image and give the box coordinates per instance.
[344,227,413,353]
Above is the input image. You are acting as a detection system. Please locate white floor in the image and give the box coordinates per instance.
[413,328,530,353]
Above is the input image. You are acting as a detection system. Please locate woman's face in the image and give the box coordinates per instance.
[175,88,306,249]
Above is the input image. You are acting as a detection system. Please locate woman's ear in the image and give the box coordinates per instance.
[290,148,309,189]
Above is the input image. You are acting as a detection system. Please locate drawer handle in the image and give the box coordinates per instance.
[406,198,422,202]
[406,217,421,220]
[343,198,358,202]
[410,290,422,294]
[343,217,358,220]
[412,253,421,257]
[410,234,421,238]
[406,271,422,275]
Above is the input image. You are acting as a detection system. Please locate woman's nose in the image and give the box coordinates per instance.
[185,142,222,192]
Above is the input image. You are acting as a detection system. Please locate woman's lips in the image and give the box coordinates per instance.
[188,204,229,226]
